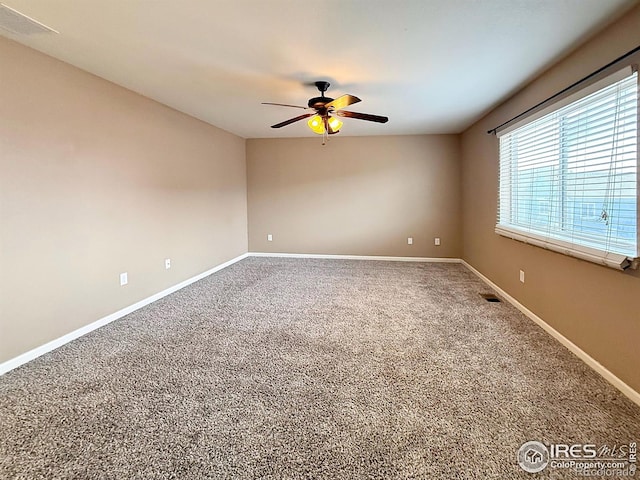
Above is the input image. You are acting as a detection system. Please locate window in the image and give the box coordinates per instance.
[497,68,638,270]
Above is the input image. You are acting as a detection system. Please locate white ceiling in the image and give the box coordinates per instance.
[1,0,636,138]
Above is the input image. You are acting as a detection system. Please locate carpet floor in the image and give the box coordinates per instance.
[1,257,639,479]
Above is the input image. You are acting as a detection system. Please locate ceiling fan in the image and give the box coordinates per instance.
[262,81,388,143]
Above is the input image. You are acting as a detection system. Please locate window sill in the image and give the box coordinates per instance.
[495,225,638,270]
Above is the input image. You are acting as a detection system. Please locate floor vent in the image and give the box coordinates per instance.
[480,293,501,303]
[0,4,58,35]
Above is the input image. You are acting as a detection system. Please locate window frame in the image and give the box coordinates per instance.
[495,66,639,270]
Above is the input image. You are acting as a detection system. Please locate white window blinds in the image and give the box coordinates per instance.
[497,68,639,270]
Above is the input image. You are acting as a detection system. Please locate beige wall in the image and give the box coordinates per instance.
[0,37,248,363]
[247,135,461,257]
[461,6,640,392]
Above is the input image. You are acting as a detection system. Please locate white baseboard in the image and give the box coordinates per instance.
[0,253,249,376]
[461,260,640,408]
[248,252,462,263]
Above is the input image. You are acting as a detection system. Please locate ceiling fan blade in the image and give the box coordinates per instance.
[271,113,313,128]
[262,102,308,110]
[325,94,361,110]
[336,110,389,123]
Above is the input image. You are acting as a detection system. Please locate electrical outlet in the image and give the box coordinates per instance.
[407,237,413,245]
[267,234,273,242]
[520,270,525,283]
[434,237,441,246]
[120,272,128,286]
[165,258,171,270]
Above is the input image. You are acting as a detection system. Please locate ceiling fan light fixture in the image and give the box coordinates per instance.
[308,114,325,135]
[328,116,343,133]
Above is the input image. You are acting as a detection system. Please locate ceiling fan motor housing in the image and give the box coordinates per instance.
[308,97,333,109]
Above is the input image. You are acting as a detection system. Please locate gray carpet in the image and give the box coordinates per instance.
[1,257,639,479]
